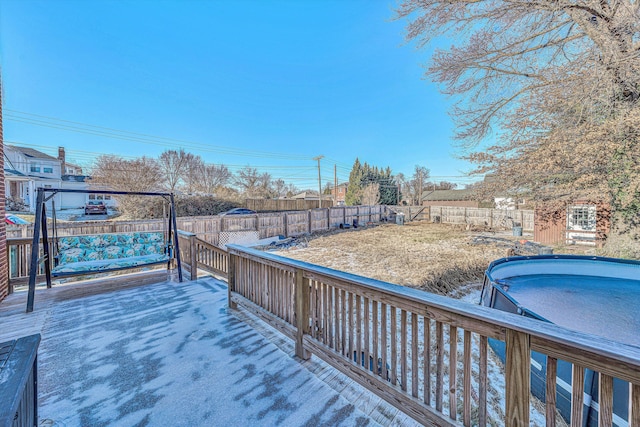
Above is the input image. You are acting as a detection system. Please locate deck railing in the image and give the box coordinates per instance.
[177,231,228,280]
[226,244,640,427]
[6,237,50,291]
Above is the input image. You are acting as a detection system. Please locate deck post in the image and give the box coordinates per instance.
[26,188,45,313]
[228,251,237,309]
[505,329,530,426]
[294,267,310,360]
[189,233,198,281]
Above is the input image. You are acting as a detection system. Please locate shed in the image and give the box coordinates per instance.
[534,201,610,247]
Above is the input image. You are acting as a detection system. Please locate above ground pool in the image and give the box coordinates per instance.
[480,255,640,427]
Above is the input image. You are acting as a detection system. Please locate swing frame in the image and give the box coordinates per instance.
[26,188,183,312]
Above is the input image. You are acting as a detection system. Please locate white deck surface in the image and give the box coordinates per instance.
[0,275,420,427]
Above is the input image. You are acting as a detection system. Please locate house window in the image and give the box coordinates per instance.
[104,195,111,200]
[88,194,96,200]
[30,164,40,173]
[567,205,596,231]
[43,167,53,173]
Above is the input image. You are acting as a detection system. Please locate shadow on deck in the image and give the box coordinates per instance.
[0,274,418,427]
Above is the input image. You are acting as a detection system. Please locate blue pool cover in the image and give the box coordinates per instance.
[481,255,640,427]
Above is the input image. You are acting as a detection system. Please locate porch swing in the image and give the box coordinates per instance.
[26,188,183,312]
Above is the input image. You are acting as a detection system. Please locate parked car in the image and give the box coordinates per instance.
[5,214,30,225]
[85,201,107,215]
[218,208,257,216]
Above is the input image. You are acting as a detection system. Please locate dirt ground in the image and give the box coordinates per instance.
[276,221,591,296]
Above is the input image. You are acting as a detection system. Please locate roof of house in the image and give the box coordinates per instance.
[61,175,89,183]
[291,191,332,200]
[421,189,476,201]
[7,145,58,161]
[4,168,28,177]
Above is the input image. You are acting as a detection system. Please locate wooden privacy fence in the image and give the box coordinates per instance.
[7,205,388,244]
[246,198,333,211]
[226,245,640,427]
[429,206,535,231]
[6,205,387,289]
[388,206,430,221]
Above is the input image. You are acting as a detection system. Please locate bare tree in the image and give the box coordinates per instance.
[196,164,232,195]
[157,149,197,193]
[183,155,205,194]
[234,166,272,198]
[398,0,640,254]
[361,183,381,206]
[90,155,163,216]
[284,183,299,198]
[405,166,429,205]
[272,179,288,198]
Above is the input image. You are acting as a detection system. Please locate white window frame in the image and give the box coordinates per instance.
[567,205,596,232]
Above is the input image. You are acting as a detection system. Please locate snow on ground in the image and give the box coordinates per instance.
[29,278,389,427]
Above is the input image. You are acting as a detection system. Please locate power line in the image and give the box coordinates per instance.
[5,109,312,160]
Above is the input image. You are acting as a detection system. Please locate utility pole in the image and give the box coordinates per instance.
[334,164,337,205]
[313,155,324,208]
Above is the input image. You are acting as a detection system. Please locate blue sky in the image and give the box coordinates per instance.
[0,0,477,190]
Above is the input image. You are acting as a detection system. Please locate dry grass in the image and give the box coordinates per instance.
[276,222,519,296]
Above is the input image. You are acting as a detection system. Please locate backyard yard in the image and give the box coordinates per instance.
[276,221,546,296]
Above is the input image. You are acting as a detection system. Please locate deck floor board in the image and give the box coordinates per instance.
[1,274,420,427]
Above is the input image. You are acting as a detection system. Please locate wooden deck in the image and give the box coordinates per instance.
[0,273,420,426]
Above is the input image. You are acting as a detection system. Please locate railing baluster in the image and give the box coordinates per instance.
[341,289,347,356]
[401,309,407,392]
[599,373,613,427]
[436,321,444,412]
[411,312,418,398]
[546,356,557,427]
[356,294,362,366]
[348,292,354,361]
[424,315,431,406]
[449,325,457,421]
[463,330,471,426]
[372,300,379,377]
[506,329,530,426]
[631,383,640,427]
[391,306,398,386]
[334,286,340,352]
[571,365,585,427]
[381,303,388,381]
[364,296,370,373]
[479,335,487,427]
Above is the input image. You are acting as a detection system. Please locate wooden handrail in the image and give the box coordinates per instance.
[226,244,640,426]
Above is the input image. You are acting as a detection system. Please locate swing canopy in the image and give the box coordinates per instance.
[26,188,183,312]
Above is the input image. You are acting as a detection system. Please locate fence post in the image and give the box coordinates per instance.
[326,208,330,230]
[294,267,310,360]
[228,251,237,310]
[189,233,198,281]
[307,210,312,234]
[284,213,289,237]
[505,329,530,426]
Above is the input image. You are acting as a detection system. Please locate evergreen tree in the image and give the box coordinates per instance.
[345,158,363,205]
[345,159,398,205]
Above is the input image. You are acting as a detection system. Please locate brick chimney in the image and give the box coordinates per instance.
[58,146,66,175]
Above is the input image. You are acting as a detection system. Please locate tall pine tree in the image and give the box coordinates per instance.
[345,159,398,206]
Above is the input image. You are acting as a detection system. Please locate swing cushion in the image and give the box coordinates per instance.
[52,232,170,276]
